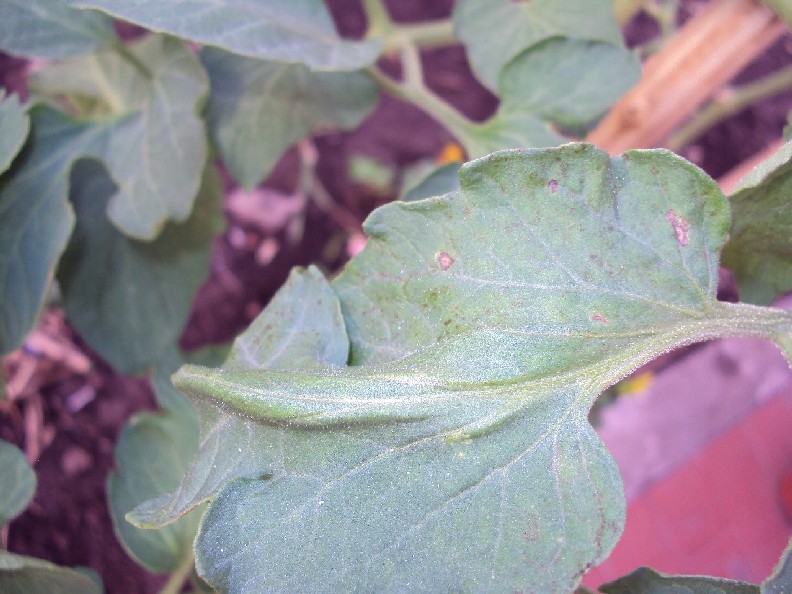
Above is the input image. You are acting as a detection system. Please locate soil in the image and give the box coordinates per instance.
[1,2,791,593]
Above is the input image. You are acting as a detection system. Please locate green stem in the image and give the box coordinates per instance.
[362,0,394,37]
[158,551,195,594]
[366,65,478,153]
[381,20,457,54]
[668,64,792,151]
[113,41,153,79]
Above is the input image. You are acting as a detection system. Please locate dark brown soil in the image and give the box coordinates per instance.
[1,2,791,593]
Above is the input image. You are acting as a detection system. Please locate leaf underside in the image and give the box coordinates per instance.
[66,0,381,71]
[134,145,792,593]
[0,0,114,59]
[723,140,792,305]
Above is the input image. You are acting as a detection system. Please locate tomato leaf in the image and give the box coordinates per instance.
[135,145,792,592]
[0,0,114,59]
[722,140,792,305]
[201,47,378,189]
[0,91,29,176]
[454,0,623,91]
[0,552,103,594]
[0,439,35,526]
[599,568,757,593]
[463,38,640,158]
[57,159,221,375]
[26,34,208,240]
[66,0,381,71]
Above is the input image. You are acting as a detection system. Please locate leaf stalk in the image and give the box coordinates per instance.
[668,64,792,151]
[157,550,195,594]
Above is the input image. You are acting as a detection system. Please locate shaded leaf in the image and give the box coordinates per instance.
[148,145,792,592]
[0,439,36,525]
[57,159,222,375]
[0,551,103,594]
[762,537,792,593]
[0,109,75,356]
[400,161,461,202]
[0,0,114,59]
[67,0,381,71]
[202,47,378,189]
[463,38,640,158]
[0,91,29,176]
[599,568,757,594]
[28,34,209,240]
[107,375,202,573]
[128,266,349,529]
[723,140,792,305]
[454,0,623,91]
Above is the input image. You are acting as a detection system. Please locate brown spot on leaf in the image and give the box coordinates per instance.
[444,319,452,326]
[436,251,454,270]
[548,179,558,192]
[591,314,609,324]
[666,209,690,246]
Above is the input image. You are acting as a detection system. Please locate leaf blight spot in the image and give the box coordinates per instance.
[436,251,455,270]
[666,209,690,246]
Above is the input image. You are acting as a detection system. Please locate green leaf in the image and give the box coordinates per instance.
[464,38,640,158]
[0,0,114,59]
[400,161,461,202]
[0,439,36,525]
[26,34,209,240]
[454,0,623,91]
[0,92,29,176]
[128,266,349,528]
[722,140,792,305]
[66,0,381,71]
[499,38,639,129]
[762,537,792,593]
[0,551,103,594]
[151,144,792,592]
[201,47,379,189]
[57,159,222,375]
[0,109,75,356]
[600,568,757,594]
[107,374,203,573]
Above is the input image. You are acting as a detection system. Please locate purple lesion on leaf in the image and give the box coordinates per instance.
[665,209,690,246]
[436,251,454,270]
[548,179,559,193]
[591,314,609,324]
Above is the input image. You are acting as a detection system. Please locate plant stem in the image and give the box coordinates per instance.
[381,20,457,54]
[365,64,478,153]
[113,41,153,79]
[361,0,393,37]
[158,551,195,594]
[668,64,792,151]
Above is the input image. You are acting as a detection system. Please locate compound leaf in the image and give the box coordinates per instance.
[27,34,209,240]
[454,0,623,91]
[66,0,381,71]
[144,145,792,593]
[57,159,222,375]
[202,47,378,189]
[0,92,29,176]
[722,140,792,305]
[0,0,114,59]
[0,439,35,526]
